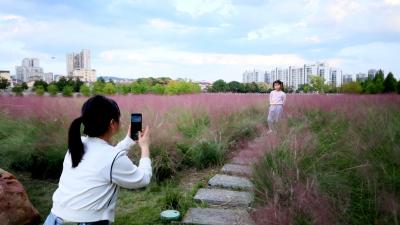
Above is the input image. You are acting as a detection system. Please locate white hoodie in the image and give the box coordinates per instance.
[51,136,152,222]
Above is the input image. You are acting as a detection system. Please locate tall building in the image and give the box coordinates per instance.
[242,69,264,83]
[66,49,96,82]
[262,62,342,90]
[368,69,377,79]
[356,73,368,82]
[343,74,353,84]
[15,58,44,82]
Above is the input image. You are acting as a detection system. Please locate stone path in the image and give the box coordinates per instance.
[181,129,278,225]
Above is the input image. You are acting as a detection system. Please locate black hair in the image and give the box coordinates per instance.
[68,95,121,168]
[273,80,284,91]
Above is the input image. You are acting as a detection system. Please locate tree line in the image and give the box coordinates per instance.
[2,77,201,96]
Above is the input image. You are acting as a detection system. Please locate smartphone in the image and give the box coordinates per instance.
[130,113,142,141]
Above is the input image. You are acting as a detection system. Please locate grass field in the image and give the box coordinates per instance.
[0,93,266,224]
[251,94,400,225]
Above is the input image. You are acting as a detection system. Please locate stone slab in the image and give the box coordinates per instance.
[194,188,252,207]
[208,174,253,191]
[182,208,255,225]
[221,164,252,176]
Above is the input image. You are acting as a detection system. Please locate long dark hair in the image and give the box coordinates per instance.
[68,95,121,168]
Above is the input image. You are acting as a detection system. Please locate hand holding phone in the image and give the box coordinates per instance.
[130,113,142,141]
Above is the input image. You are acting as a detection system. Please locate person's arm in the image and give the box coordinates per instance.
[111,126,151,189]
[115,135,135,152]
[269,91,273,104]
[110,153,152,189]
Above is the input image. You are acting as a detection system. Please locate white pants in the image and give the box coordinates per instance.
[267,105,283,130]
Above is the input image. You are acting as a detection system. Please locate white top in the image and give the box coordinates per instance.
[269,90,286,105]
[51,136,152,222]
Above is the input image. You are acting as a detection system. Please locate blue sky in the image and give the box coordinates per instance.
[1,0,400,81]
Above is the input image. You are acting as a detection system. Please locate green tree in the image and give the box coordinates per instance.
[47,84,58,96]
[56,77,68,91]
[227,81,241,92]
[298,83,313,93]
[373,69,385,93]
[33,80,48,91]
[21,82,28,90]
[342,82,363,94]
[397,80,400,94]
[364,80,378,94]
[92,81,105,95]
[131,82,149,94]
[310,75,325,93]
[211,79,227,92]
[62,85,74,97]
[103,82,117,95]
[383,72,397,93]
[12,85,24,96]
[80,84,91,97]
[73,78,84,92]
[0,78,10,90]
[151,84,165,95]
[116,84,131,95]
[35,85,45,96]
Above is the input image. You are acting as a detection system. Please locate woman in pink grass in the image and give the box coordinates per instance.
[267,80,286,134]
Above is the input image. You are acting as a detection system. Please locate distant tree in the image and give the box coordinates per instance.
[298,83,313,93]
[35,85,45,96]
[309,76,325,93]
[12,85,24,96]
[151,84,165,95]
[131,81,149,94]
[247,82,259,93]
[383,72,397,93]
[33,80,48,91]
[116,84,131,95]
[373,69,385,93]
[397,80,400,94]
[103,82,117,95]
[48,84,58,96]
[80,84,91,97]
[62,85,73,97]
[211,80,227,92]
[342,82,363,94]
[21,82,28,90]
[227,81,241,92]
[364,80,378,94]
[56,77,68,91]
[97,77,106,83]
[257,82,270,93]
[73,78,84,92]
[0,78,10,90]
[92,81,105,95]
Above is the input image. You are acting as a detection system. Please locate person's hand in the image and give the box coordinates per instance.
[138,126,150,149]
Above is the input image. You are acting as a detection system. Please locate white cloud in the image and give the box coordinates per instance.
[173,0,235,17]
[384,0,400,5]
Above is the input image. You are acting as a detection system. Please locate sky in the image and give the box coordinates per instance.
[1,0,400,82]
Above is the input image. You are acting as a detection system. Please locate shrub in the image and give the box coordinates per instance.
[47,84,58,96]
[150,146,176,182]
[35,85,45,96]
[62,85,73,97]
[12,85,24,96]
[79,84,91,97]
[177,115,210,138]
[187,141,225,169]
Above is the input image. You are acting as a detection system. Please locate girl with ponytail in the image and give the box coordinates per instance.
[44,95,152,225]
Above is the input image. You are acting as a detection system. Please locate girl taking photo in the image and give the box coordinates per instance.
[44,95,152,225]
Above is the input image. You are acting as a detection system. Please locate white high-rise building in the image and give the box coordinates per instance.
[15,58,44,82]
[242,69,264,83]
[245,62,343,90]
[66,49,96,82]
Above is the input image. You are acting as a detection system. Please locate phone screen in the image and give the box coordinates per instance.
[130,113,142,140]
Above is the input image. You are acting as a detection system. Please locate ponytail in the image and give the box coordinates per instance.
[68,117,84,168]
